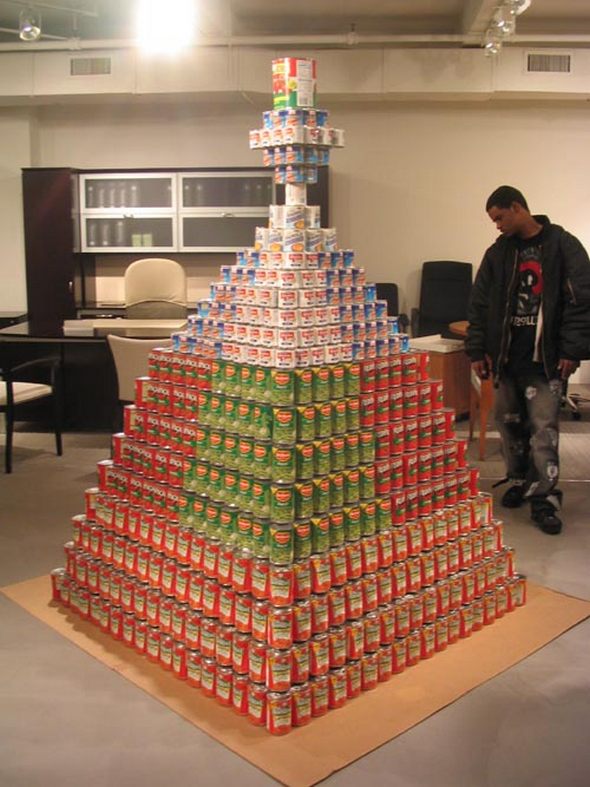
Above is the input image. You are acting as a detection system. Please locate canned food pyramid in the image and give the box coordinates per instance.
[52,56,526,738]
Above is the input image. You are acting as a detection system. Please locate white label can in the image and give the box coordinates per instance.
[275,349,297,369]
[277,289,298,309]
[298,328,316,347]
[276,309,299,328]
[299,307,315,327]
[298,289,315,308]
[277,329,298,349]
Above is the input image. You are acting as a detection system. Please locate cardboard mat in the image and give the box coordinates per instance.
[3,576,589,787]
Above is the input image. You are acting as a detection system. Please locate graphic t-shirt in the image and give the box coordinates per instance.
[506,227,546,374]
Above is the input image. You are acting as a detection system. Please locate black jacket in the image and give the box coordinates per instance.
[465,215,590,378]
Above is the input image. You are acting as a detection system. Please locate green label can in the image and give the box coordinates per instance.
[359,464,376,500]
[344,432,360,467]
[313,476,331,514]
[331,399,347,435]
[223,396,239,432]
[271,444,296,484]
[330,435,346,472]
[238,473,254,512]
[252,403,273,440]
[312,366,330,402]
[296,405,316,443]
[252,440,272,479]
[269,523,294,565]
[251,478,271,518]
[294,480,314,519]
[343,505,361,542]
[183,456,198,492]
[208,428,225,464]
[314,401,333,439]
[272,407,297,445]
[251,517,270,557]
[208,463,224,501]
[294,519,312,560]
[178,491,196,526]
[209,392,224,426]
[224,360,240,396]
[211,358,224,392]
[223,468,240,506]
[313,439,332,476]
[205,498,222,537]
[194,459,210,495]
[294,368,313,405]
[238,436,254,473]
[223,432,239,469]
[237,399,254,437]
[195,425,209,460]
[343,467,360,505]
[295,442,315,480]
[270,483,295,524]
[192,493,208,530]
[198,390,211,426]
[344,362,361,396]
[359,430,376,464]
[253,366,271,402]
[346,397,361,432]
[330,364,345,399]
[360,500,377,536]
[330,472,344,510]
[270,369,295,406]
[240,363,255,399]
[311,514,330,553]
[329,509,345,547]
[375,496,391,531]
[220,504,238,542]
[237,511,253,549]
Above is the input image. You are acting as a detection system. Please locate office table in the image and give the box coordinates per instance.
[0,320,176,431]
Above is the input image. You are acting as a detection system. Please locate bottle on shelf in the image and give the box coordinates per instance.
[115,219,126,246]
[86,184,95,209]
[242,180,252,206]
[118,180,127,207]
[183,181,193,207]
[97,183,106,208]
[129,182,139,208]
[108,181,117,208]
[194,182,205,207]
[87,220,97,246]
[100,221,111,247]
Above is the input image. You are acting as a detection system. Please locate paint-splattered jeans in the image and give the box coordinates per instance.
[494,371,563,507]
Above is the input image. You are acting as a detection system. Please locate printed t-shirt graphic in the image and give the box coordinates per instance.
[507,234,544,371]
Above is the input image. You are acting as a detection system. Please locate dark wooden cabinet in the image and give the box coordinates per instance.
[22,168,79,326]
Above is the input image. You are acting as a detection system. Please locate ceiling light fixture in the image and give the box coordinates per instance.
[482,0,533,57]
[136,0,196,54]
[19,7,41,41]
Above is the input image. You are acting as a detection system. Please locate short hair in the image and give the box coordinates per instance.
[486,185,529,212]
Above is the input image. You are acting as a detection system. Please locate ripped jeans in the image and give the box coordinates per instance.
[494,371,563,504]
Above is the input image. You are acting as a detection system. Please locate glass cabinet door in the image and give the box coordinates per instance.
[81,174,176,212]
[179,172,273,209]
[82,216,175,251]
[181,215,266,252]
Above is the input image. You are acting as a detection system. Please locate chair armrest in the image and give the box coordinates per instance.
[1,356,61,383]
[398,312,410,333]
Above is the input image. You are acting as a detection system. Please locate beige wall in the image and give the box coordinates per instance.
[3,97,590,325]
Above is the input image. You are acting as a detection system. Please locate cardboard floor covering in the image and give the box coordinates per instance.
[3,575,589,787]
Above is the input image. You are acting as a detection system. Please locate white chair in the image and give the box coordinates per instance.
[107,335,172,403]
[124,258,187,319]
[0,355,63,473]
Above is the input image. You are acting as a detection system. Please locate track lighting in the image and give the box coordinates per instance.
[19,7,41,42]
[482,0,533,56]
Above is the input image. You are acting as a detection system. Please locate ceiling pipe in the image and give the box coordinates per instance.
[0,32,589,53]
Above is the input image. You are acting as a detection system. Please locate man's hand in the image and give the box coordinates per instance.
[472,355,492,380]
[557,358,578,379]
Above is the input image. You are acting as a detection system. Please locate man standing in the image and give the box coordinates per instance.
[466,185,590,534]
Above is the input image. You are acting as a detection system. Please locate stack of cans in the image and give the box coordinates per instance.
[51,57,527,737]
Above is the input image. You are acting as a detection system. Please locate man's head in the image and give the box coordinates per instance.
[485,185,531,237]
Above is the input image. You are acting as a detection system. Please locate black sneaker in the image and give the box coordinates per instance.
[531,508,563,535]
[501,484,526,508]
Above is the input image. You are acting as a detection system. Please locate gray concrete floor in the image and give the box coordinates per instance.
[1,427,589,787]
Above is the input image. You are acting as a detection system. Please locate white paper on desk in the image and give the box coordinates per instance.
[409,334,465,353]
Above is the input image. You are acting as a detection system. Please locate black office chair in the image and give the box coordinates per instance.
[410,261,473,338]
[375,283,409,333]
[0,353,64,473]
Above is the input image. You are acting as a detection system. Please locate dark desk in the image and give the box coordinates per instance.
[0,320,174,430]
[0,311,28,329]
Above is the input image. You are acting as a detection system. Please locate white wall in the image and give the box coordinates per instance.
[0,111,34,311]
[31,98,590,315]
